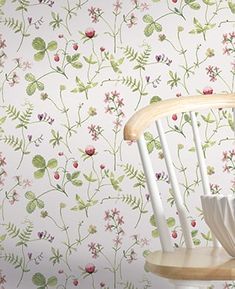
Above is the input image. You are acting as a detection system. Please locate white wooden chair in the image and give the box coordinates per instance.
[124,94,235,289]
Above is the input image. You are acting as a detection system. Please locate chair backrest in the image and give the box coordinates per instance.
[124,94,235,252]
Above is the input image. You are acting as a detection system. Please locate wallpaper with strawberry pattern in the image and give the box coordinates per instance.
[0,0,235,289]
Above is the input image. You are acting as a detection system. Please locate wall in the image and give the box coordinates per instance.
[0,0,235,288]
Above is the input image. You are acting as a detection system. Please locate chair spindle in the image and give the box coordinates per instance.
[137,135,173,252]
[190,111,220,248]
[156,120,194,249]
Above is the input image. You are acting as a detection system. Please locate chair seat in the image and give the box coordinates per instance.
[145,247,235,280]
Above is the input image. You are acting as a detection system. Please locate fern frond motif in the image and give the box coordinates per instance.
[4,221,33,246]
[12,0,30,11]
[4,222,20,238]
[3,135,23,151]
[2,17,23,33]
[135,171,146,188]
[122,46,139,62]
[1,252,23,269]
[122,163,138,179]
[122,194,141,210]
[122,163,146,188]
[17,222,33,246]
[5,105,21,120]
[18,103,33,128]
[123,281,138,289]
[122,76,141,93]
[135,45,151,70]
[5,103,33,128]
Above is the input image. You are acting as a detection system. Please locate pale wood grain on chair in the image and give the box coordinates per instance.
[124,94,235,141]
[146,247,235,280]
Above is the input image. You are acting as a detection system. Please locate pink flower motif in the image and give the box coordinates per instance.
[85,27,96,39]
[9,190,19,205]
[85,263,96,274]
[88,6,103,23]
[203,86,213,95]
[73,279,79,286]
[104,210,111,220]
[113,0,122,13]
[126,13,137,28]
[105,223,112,231]
[113,236,122,246]
[111,208,120,216]
[85,145,96,156]
[0,35,6,49]
[0,154,6,166]
[117,215,124,225]
[140,2,149,11]
[22,179,32,188]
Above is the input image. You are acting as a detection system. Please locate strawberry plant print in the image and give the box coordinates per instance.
[0,1,235,289]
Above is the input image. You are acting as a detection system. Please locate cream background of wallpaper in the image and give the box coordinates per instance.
[0,0,235,288]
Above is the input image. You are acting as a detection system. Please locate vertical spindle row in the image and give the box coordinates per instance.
[190,111,220,247]
[156,120,194,248]
[137,135,173,252]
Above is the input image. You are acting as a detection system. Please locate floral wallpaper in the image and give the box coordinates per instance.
[0,0,235,289]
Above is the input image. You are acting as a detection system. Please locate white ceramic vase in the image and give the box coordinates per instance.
[201,195,235,257]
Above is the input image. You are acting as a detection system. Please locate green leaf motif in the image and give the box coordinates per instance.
[71,171,80,179]
[25,73,35,82]
[36,81,44,91]
[191,230,198,237]
[144,24,155,37]
[25,191,35,200]
[150,96,162,104]
[47,276,57,287]
[147,141,154,153]
[32,37,46,51]
[32,155,46,168]
[228,1,235,13]
[47,159,58,169]
[193,238,201,245]
[47,41,57,51]
[189,2,200,9]
[32,273,46,286]
[26,82,37,96]
[0,234,6,241]
[71,62,83,69]
[71,179,83,187]
[34,51,45,61]
[0,0,6,7]
[26,200,36,214]
[167,217,175,228]
[83,55,97,64]
[143,14,154,23]
[202,0,215,5]
[34,169,45,179]
[150,214,157,227]
[152,228,159,238]
[36,199,44,209]
[144,22,162,37]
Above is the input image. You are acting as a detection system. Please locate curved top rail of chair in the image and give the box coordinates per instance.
[124,93,235,141]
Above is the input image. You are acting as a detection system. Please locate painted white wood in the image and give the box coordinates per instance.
[190,111,210,195]
[156,120,194,249]
[137,135,173,252]
[190,111,220,248]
